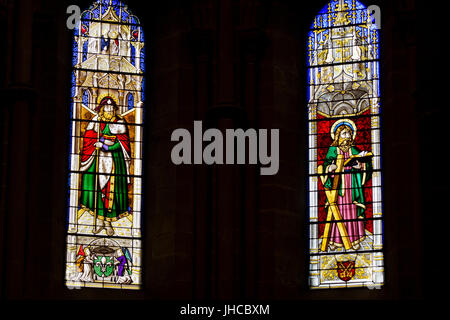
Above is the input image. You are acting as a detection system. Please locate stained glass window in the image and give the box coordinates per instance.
[307,0,384,289]
[66,0,145,290]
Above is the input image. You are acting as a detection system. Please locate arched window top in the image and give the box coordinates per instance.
[311,0,371,28]
[73,0,145,74]
[307,0,380,117]
[77,0,142,26]
[308,0,379,71]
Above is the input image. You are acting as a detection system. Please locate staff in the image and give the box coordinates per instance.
[93,119,101,233]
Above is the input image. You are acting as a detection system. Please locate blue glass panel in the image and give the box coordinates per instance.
[71,72,76,98]
[322,14,330,28]
[343,0,352,10]
[140,48,145,72]
[127,93,134,110]
[112,2,121,18]
[318,1,330,15]
[121,9,129,22]
[140,27,145,42]
[376,63,380,96]
[361,9,367,25]
[73,22,79,37]
[82,90,89,106]
[72,39,78,67]
[82,41,88,62]
[354,0,366,10]
[355,8,362,24]
[141,77,145,102]
[80,13,90,23]
[92,6,100,19]
[101,0,108,16]
[130,45,136,66]
[88,0,99,10]
[101,36,109,52]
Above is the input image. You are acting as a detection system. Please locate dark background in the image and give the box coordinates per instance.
[0,0,434,310]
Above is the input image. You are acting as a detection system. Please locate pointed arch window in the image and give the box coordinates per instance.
[66,0,145,290]
[307,0,384,289]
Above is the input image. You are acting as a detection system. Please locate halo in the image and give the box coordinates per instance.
[97,93,118,105]
[330,119,357,140]
[95,93,119,113]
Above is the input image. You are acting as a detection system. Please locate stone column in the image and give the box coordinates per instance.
[191,29,213,299]
[238,28,265,299]
[209,0,238,300]
[1,0,35,298]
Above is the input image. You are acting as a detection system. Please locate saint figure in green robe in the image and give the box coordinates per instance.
[79,97,131,236]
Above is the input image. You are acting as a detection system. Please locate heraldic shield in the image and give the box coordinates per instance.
[336,260,356,282]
